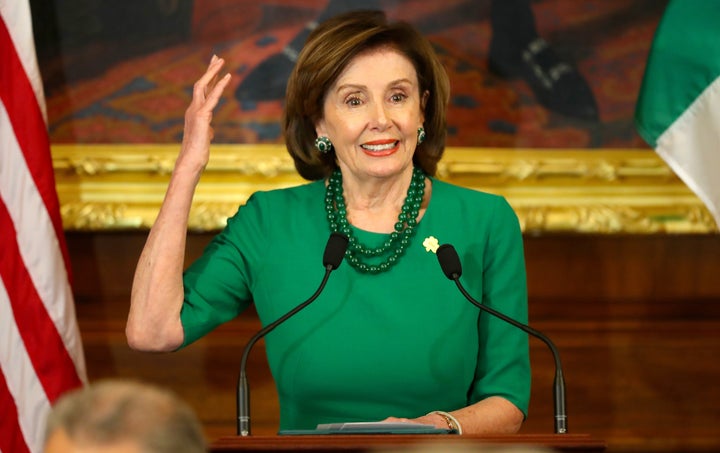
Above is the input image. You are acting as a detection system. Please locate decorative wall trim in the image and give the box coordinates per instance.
[53,144,717,233]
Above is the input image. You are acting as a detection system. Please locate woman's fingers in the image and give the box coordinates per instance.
[205,72,232,107]
[177,56,231,171]
[381,417,413,423]
[193,55,229,104]
[187,55,231,120]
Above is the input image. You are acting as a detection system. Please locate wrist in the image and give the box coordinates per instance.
[427,410,463,434]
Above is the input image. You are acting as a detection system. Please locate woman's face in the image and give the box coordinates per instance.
[316,47,426,182]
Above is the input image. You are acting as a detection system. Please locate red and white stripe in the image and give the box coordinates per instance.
[1,1,87,452]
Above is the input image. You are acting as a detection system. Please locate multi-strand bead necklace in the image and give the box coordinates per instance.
[325,167,426,273]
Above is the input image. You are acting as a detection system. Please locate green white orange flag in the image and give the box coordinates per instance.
[635,0,720,229]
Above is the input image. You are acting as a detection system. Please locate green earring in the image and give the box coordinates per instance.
[417,127,426,145]
[314,136,333,154]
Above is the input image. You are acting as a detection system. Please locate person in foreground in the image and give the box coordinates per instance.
[127,10,530,435]
[43,379,206,453]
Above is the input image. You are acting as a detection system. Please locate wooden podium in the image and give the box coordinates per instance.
[210,433,606,452]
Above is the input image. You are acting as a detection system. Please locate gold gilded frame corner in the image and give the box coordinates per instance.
[53,144,717,233]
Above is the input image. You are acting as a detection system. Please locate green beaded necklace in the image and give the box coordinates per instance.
[325,167,426,273]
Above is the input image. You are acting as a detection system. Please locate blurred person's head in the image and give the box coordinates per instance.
[44,379,206,453]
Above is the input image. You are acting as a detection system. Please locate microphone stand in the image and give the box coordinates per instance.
[237,269,333,436]
[237,233,348,436]
[452,278,567,434]
[436,244,567,434]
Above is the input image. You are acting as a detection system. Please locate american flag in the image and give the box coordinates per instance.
[0,1,87,452]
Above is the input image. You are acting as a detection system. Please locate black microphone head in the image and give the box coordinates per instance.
[323,233,349,270]
[436,244,462,279]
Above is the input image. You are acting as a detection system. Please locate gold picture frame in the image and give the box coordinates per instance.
[53,144,717,234]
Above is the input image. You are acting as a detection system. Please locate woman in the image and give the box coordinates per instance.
[127,10,530,434]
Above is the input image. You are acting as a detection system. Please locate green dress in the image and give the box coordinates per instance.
[181,177,530,430]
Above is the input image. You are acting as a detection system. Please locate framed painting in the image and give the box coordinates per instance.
[38,0,716,232]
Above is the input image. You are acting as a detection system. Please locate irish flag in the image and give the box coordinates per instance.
[635,0,720,229]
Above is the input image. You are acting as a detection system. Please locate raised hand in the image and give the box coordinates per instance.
[177,55,232,175]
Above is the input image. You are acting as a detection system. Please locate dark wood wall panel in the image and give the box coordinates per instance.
[67,232,720,452]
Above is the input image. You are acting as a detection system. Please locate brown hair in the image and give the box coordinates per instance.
[283,10,450,180]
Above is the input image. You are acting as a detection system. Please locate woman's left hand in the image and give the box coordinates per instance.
[381,414,448,429]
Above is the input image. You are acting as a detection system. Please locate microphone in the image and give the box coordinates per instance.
[435,244,568,434]
[236,232,349,436]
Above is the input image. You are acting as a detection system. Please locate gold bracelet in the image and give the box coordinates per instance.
[427,410,463,434]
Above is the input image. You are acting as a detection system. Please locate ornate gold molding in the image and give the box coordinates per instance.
[53,144,717,233]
